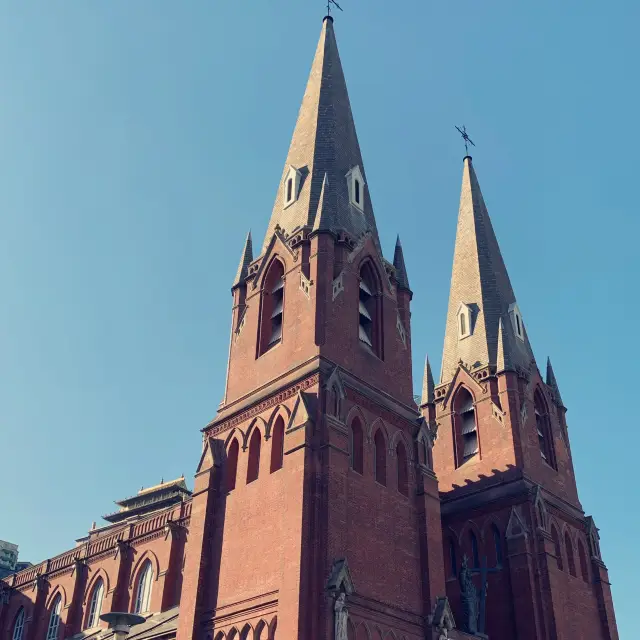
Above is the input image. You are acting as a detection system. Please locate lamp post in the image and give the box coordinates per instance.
[100,613,145,640]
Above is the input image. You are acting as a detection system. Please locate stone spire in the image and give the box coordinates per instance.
[232,231,253,289]
[393,235,410,291]
[440,157,534,383]
[261,17,381,253]
[421,355,435,406]
[546,357,564,407]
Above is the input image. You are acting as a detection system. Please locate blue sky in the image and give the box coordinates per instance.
[0,0,636,634]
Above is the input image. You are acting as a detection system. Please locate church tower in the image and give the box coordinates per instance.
[177,17,447,640]
[428,156,618,639]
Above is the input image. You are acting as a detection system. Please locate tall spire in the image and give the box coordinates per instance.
[232,231,253,289]
[546,357,564,407]
[261,18,381,252]
[440,157,534,383]
[421,355,435,405]
[393,235,410,291]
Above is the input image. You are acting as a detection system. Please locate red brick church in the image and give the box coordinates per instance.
[0,16,618,640]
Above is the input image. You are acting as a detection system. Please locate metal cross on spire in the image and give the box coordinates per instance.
[455,125,476,156]
[327,0,343,17]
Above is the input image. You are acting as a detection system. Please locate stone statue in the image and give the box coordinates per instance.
[334,592,349,640]
[458,555,480,634]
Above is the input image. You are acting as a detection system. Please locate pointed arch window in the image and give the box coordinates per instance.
[396,441,409,496]
[454,388,478,466]
[45,595,62,640]
[359,262,382,357]
[247,428,262,484]
[535,392,556,469]
[470,531,480,568]
[448,538,457,578]
[270,416,285,473]
[258,259,285,356]
[227,438,240,492]
[565,531,576,577]
[578,540,589,582]
[374,429,387,486]
[350,417,364,475]
[86,578,105,629]
[134,560,153,614]
[346,165,365,212]
[551,526,563,571]
[12,608,25,640]
[492,525,503,567]
[283,165,301,208]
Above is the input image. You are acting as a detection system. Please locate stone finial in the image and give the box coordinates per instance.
[232,231,253,289]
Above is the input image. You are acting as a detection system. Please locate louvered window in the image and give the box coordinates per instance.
[259,260,285,355]
[455,388,478,465]
[358,263,381,356]
[534,392,556,469]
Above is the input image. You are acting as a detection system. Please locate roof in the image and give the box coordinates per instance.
[440,157,535,383]
[70,608,179,640]
[261,17,381,253]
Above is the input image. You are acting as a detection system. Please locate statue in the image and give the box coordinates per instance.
[458,555,480,634]
[334,592,349,640]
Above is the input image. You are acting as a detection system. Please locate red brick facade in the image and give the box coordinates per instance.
[0,16,618,640]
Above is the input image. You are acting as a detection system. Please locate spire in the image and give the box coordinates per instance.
[546,357,564,407]
[440,157,534,382]
[261,18,381,252]
[421,355,435,405]
[393,235,410,291]
[312,173,332,233]
[232,231,253,288]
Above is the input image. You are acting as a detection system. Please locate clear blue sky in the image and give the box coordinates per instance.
[1,0,636,634]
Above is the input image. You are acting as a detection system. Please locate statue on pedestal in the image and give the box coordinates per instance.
[334,592,349,640]
[459,555,480,634]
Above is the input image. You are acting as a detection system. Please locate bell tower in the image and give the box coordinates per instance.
[177,17,446,640]
[429,156,618,640]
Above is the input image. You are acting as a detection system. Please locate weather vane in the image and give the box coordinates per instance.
[327,0,343,17]
[455,125,476,156]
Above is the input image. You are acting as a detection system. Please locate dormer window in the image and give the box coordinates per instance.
[509,303,524,341]
[346,165,365,211]
[457,303,473,339]
[283,166,302,208]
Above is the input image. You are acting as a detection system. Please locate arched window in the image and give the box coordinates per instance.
[134,560,153,614]
[12,608,25,640]
[565,531,576,577]
[535,392,556,469]
[286,178,293,203]
[448,538,457,578]
[226,438,239,491]
[45,595,62,640]
[350,418,364,475]
[358,263,381,357]
[374,429,387,486]
[255,620,268,640]
[455,388,478,466]
[459,313,466,336]
[258,259,285,355]
[396,441,408,496]
[214,633,225,640]
[578,540,589,582]
[492,525,503,567]
[270,416,285,473]
[470,531,480,568]
[86,578,105,629]
[354,179,361,205]
[240,624,252,640]
[551,526,563,570]
[247,428,262,484]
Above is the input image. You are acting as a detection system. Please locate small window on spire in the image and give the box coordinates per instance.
[346,165,365,211]
[509,303,525,341]
[283,166,302,208]
[457,303,472,339]
[286,178,293,203]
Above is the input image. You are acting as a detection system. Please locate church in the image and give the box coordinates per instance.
[0,16,618,640]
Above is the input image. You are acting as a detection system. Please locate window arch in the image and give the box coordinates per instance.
[470,531,480,568]
[447,538,457,578]
[578,540,589,582]
[358,262,382,357]
[133,560,153,614]
[396,441,408,496]
[86,578,105,629]
[551,526,563,570]
[45,595,62,640]
[492,525,503,567]
[240,624,252,640]
[565,531,576,577]
[454,388,478,466]
[258,259,285,355]
[350,417,364,475]
[12,608,25,640]
[270,416,285,473]
[374,429,387,486]
[247,428,262,484]
[535,392,556,468]
[226,438,239,492]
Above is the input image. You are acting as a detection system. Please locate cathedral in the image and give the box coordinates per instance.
[0,16,618,640]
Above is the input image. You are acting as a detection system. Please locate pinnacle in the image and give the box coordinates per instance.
[421,355,435,405]
[546,357,564,407]
[232,231,253,289]
[393,235,410,291]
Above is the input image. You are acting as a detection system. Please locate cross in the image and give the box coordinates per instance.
[327,0,343,17]
[455,125,476,156]
[470,555,500,634]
